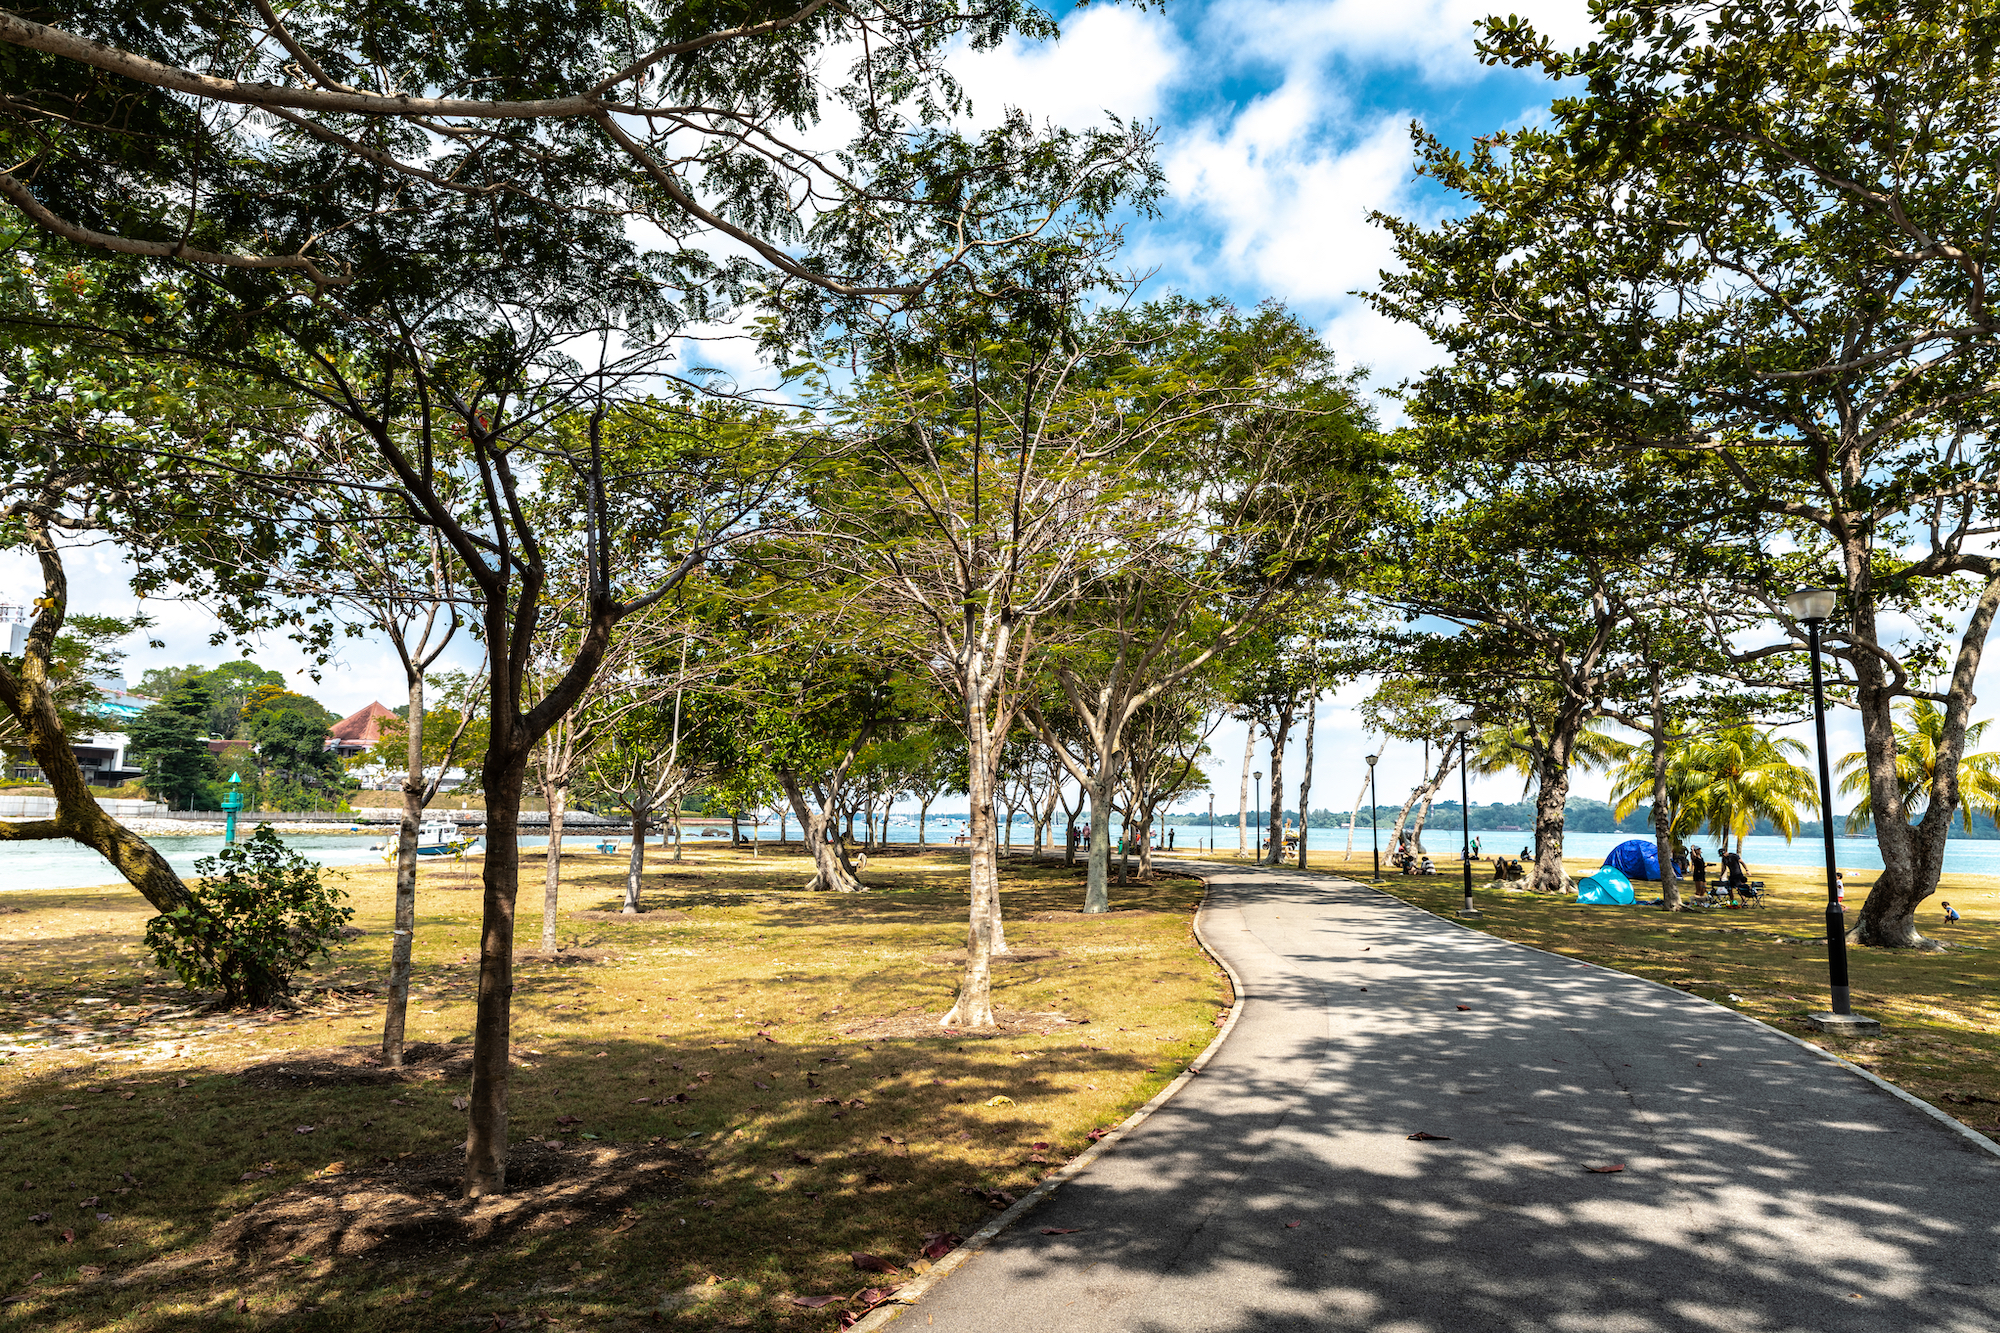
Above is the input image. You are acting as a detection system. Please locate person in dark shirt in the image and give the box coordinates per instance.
[1719,847,1750,904]
[1689,847,1708,899]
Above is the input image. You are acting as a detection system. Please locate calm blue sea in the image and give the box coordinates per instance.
[7,816,1996,892]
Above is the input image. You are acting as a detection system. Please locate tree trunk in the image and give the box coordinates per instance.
[918,795,930,845]
[1136,809,1155,879]
[1298,699,1317,870]
[0,538,195,914]
[382,672,425,1066]
[540,784,567,953]
[1530,740,1574,895]
[622,794,649,914]
[1265,708,1294,866]
[1850,571,2000,946]
[1408,747,1452,857]
[943,715,1000,1030]
[1082,772,1115,912]
[1646,670,1682,912]
[465,744,528,1197]
[779,770,862,892]
[1237,727,1253,857]
[1346,771,1369,859]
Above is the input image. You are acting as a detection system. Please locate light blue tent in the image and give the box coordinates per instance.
[1576,866,1636,905]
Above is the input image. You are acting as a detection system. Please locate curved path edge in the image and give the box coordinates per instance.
[1357,875,2000,1162]
[849,873,1246,1332]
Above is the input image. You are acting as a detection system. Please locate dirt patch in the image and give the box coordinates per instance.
[122,1141,691,1282]
[238,1043,476,1089]
[567,909,693,923]
[1022,909,1171,922]
[513,947,619,966]
[926,947,1060,965]
[839,1007,1086,1040]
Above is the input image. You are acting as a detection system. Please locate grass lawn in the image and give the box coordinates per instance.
[1283,847,2000,1139]
[0,841,1227,1330]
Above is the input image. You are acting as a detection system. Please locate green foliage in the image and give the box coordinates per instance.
[1838,701,2000,833]
[127,679,218,808]
[143,826,352,1007]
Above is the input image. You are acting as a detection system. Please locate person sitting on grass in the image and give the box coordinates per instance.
[1491,856,1507,880]
[1944,901,1962,924]
[1419,855,1435,874]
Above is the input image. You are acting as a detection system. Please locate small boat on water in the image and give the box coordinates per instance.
[371,819,477,860]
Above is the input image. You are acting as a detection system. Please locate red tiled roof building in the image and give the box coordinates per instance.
[328,701,398,757]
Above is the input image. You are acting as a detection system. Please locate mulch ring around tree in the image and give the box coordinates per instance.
[116,1141,693,1284]
[237,1043,479,1089]
[839,1006,1087,1040]
[926,947,1061,965]
[564,909,693,923]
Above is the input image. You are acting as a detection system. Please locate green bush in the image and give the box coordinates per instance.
[144,825,352,1007]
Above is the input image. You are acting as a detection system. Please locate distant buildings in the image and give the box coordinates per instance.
[3,675,153,787]
[327,701,398,759]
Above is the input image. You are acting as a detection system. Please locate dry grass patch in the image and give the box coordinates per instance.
[1301,848,2000,1141]
[0,842,1226,1330]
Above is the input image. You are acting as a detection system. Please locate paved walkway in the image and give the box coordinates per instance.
[908,863,2000,1332]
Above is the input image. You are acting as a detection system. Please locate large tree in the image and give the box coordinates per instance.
[5,0,1162,1194]
[1376,0,2000,945]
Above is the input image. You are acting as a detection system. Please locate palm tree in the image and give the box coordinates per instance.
[1678,726,1820,853]
[1608,727,1707,849]
[1836,699,2000,832]
[1470,719,1632,796]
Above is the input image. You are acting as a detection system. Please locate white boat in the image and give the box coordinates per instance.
[375,818,475,860]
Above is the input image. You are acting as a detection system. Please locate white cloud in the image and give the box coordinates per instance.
[950,6,1183,131]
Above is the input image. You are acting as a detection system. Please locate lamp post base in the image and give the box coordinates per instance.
[1806,1012,1881,1035]
[1458,906,1482,919]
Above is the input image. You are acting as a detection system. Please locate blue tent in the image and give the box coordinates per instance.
[1603,838,1661,881]
[1577,867,1636,905]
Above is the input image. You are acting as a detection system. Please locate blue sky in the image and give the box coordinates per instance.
[7,0,1902,823]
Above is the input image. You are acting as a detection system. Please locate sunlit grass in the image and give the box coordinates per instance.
[0,841,1226,1330]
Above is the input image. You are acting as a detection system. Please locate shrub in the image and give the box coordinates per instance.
[144,825,352,1006]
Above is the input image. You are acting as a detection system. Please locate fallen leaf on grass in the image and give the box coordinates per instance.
[791,1295,842,1308]
[920,1231,962,1260]
[94,1212,111,1222]
[856,1285,897,1306]
[1406,1132,1451,1141]
[1040,1227,1083,1235]
[58,1229,73,1244]
[1584,1164,1626,1173]
[450,1096,469,1111]
[984,1095,1015,1107]
[26,1213,47,1224]
[78,1196,98,1207]
[555,1115,583,1126]
[294,1125,316,1135]
[850,1252,899,1274]
[543,1140,564,1150]
[175,1079,189,1089]
[1085,1127,1111,1142]
[792,1151,815,1165]
[629,1097,650,1105]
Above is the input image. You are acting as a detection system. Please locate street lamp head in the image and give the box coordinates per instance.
[1254,771,1263,781]
[1786,586,1838,623]
[1365,753,1378,767]
[1451,715,1479,737]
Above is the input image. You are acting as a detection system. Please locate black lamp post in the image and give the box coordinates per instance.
[1453,716,1479,917]
[1787,587,1878,1033]
[1252,771,1264,863]
[1365,753,1380,881]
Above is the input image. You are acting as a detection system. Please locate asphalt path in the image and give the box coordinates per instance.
[905,861,2000,1333]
